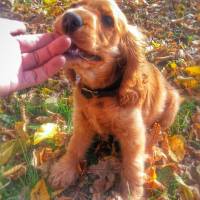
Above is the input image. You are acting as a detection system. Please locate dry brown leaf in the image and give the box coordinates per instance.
[92,173,115,193]
[32,147,61,167]
[88,157,121,176]
[3,163,27,180]
[89,158,121,196]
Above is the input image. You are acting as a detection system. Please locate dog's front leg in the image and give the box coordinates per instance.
[49,114,94,189]
[116,109,146,200]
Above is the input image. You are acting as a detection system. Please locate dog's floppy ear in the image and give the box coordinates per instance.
[118,25,146,106]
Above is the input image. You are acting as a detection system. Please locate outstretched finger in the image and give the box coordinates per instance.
[17,32,63,53]
[21,55,66,88]
[22,35,71,70]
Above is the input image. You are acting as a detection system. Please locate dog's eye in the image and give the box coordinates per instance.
[101,15,114,27]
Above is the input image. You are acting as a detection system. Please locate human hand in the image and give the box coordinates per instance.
[0,18,71,96]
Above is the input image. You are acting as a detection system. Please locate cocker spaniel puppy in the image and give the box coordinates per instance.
[49,0,180,199]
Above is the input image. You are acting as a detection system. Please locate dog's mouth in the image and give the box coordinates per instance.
[64,43,102,62]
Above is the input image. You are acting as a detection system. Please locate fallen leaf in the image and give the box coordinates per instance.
[151,40,161,48]
[174,174,196,200]
[31,179,50,200]
[0,140,17,165]
[0,138,30,165]
[157,166,175,186]
[145,166,157,182]
[168,135,186,162]
[176,76,199,89]
[92,173,115,193]
[152,146,168,163]
[89,158,121,194]
[169,61,177,70]
[32,147,61,167]
[145,179,165,191]
[3,163,27,180]
[185,66,200,76]
[43,0,56,5]
[175,3,186,17]
[33,123,59,145]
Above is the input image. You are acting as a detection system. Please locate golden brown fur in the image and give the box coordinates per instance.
[49,0,181,199]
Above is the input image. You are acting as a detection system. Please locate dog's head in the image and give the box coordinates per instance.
[55,0,146,105]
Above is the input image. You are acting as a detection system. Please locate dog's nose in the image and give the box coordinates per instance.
[62,12,83,33]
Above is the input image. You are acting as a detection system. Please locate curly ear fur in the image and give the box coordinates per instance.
[118,25,146,106]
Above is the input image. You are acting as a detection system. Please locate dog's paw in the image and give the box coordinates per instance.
[48,159,78,189]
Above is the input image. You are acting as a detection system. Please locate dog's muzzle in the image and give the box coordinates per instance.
[62,12,83,33]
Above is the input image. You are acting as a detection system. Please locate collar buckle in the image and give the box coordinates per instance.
[81,87,99,99]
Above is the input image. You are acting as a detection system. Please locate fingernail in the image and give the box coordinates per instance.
[59,55,67,65]
[63,36,71,47]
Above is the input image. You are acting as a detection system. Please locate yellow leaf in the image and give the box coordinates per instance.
[3,164,27,180]
[151,40,161,48]
[41,88,53,96]
[169,61,177,70]
[43,0,56,5]
[33,123,59,145]
[50,6,64,17]
[31,179,50,200]
[168,135,185,162]
[176,76,199,89]
[185,66,200,76]
[146,166,157,181]
[0,140,16,165]
[176,3,186,17]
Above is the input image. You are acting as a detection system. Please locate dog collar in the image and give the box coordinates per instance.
[81,76,122,99]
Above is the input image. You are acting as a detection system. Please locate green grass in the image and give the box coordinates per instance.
[170,100,196,135]
[0,91,73,200]
[57,99,73,132]
[0,140,39,200]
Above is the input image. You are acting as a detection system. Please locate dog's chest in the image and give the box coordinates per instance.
[81,98,119,135]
